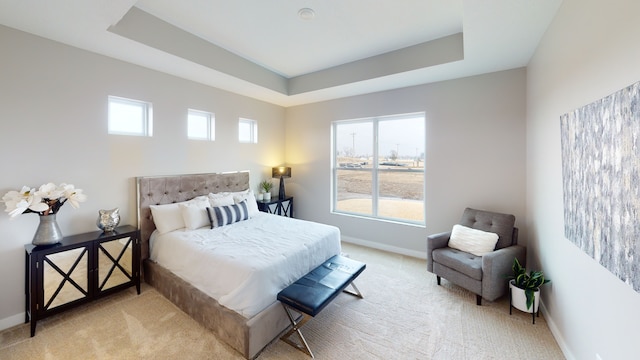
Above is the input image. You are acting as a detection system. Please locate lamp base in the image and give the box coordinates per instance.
[279,176,286,199]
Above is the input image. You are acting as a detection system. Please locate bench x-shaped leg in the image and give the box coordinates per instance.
[281,305,315,358]
[280,281,363,358]
[342,282,363,298]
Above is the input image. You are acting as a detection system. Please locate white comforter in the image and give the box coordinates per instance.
[150,213,341,318]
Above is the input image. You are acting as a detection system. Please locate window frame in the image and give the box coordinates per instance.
[238,118,258,143]
[187,109,215,141]
[107,96,153,137]
[331,112,426,225]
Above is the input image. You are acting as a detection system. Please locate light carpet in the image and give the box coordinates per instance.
[0,243,565,359]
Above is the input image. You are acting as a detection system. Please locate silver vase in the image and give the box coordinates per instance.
[33,214,63,245]
[97,208,120,232]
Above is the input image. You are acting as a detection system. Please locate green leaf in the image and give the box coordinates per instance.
[509,258,550,292]
[525,289,536,310]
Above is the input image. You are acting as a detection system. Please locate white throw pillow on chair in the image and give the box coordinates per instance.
[448,224,499,256]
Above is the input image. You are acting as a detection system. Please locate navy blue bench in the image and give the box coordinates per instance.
[277,254,366,358]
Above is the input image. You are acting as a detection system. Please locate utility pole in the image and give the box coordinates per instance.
[350,132,356,157]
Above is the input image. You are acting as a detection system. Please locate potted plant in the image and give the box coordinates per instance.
[508,258,550,314]
[259,180,273,200]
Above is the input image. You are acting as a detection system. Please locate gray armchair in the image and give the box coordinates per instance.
[426,208,526,305]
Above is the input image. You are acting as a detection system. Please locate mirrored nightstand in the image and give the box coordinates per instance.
[25,225,140,336]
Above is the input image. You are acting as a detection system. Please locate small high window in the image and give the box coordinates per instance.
[108,96,153,136]
[239,118,258,143]
[188,109,215,141]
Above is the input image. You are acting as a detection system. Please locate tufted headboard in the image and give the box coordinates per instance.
[136,171,250,261]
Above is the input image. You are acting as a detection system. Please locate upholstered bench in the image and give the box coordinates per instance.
[277,254,366,358]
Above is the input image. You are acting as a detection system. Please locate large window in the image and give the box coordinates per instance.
[108,96,152,136]
[332,113,425,224]
[188,109,215,141]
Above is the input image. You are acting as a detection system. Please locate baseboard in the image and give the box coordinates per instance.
[341,235,427,259]
[540,301,574,360]
[0,312,25,332]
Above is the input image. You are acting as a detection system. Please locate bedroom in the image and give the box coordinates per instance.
[1,0,639,359]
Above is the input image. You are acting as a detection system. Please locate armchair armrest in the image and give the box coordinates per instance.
[481,245,526,301]
[426,231,451,272]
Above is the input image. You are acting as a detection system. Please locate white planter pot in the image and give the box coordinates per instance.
[264,192,271,201]
[509,280,540,314]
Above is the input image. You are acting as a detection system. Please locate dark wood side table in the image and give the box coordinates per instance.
[25,225,140,336]
[257,196,294,217]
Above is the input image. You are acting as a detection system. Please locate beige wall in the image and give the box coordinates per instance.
[285,68,527,257]
[0,26,285,328]
[527,0,640,359]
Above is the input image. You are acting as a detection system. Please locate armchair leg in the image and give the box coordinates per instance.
[476,295,482,306]
[436,276,441,285]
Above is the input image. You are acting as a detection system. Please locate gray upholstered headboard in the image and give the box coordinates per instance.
[136,171,250,261]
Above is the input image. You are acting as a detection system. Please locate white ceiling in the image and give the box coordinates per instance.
[0,0,562,107]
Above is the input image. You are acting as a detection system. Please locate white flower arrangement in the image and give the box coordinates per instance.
[2,183,87,218]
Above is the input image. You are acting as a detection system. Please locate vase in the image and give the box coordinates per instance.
[509,280,540,313]
[97,208,120,232]
[33,214,63,245]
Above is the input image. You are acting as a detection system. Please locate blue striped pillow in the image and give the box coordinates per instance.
[206,200,249,228]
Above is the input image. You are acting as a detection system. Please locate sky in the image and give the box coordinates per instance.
[335,113,425,159]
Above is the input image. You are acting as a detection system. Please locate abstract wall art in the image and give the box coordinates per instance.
[561,80,640,293]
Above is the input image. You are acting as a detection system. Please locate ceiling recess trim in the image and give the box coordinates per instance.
[109,7,464,97]
[108,7,289,94]
[289,33,464,95]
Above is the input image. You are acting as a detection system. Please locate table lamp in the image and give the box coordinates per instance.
[272,166,292,199]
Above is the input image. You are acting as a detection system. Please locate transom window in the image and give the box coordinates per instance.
[108,96,152,136]
[332,112,426,224]
[239,118,258,143]
[188,109,215,141]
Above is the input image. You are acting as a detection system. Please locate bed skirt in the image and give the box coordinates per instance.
[143,259,292,359]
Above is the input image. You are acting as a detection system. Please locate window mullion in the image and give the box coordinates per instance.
[143,105,149,135]
[332,123,338,212]
[147,104,153,136]
[372,118,379,217]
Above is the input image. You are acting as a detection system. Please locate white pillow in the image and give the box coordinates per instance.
[208,189,247,200]
[150,202,185,235]
[230,188,250,197]
[179,197,211,230]
[448,224,499,256]
[150,197,209,234]
[208,191,229,199]
[208,193,235,207]
[233,189,260,218]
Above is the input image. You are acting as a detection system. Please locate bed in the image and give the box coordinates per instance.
[136,171,341,359]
